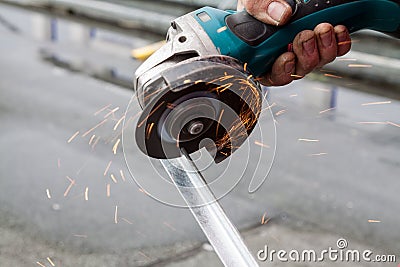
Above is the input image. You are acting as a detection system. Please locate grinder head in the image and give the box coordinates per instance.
[135,56,263,163]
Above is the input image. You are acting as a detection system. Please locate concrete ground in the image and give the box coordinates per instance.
[0,5,399,267]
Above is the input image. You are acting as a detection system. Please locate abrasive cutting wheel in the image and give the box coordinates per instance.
[135,56,263,163]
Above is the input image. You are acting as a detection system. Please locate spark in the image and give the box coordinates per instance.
[289,94,298,98]
[84,187,89,201]
[291,74,304,79]
[262,102,276,112]
[36,262,46,267]
[255,141,270,149]
[120,170,126,182]
[361,101,391,106]
[368,220,381,223]
[89,135,96,145]
[319,107,336,114]
[216,109,225,137]
[309,153,328,156]
[73,234,88,238]
[46,189,52,199]
[324,73,343,79]
[146,123,155,140]
[275,109,286,116]
[112,139,121,155]
[244,63,248,72]
[91,136,101,149]
[47,257,55,266]
[138,251,152,260]
[106,184,111,197]
[104,161,112,176]
[137,101,165,128]
[338,40,357,46]
[348,64,372,68]
[114,206,118,224]
[104,107,120,119]
[67,131,80,143]
[121,217,134,225]
[298,138,320,142]
[82,119,108,137]
[64,176,76,197]
[110,174,118,184]
[163,222,177,231]
[217,26,227,33]
[94,104,111,116]
[261,213,270,225]
[338,58,357,61]
[113,115,126,131]
[387,121,400,128]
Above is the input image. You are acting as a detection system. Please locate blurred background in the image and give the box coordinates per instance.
[0,0,399,266]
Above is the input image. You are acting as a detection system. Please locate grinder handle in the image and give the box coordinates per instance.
[195,0,400,77]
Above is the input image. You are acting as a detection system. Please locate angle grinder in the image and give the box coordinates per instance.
[134,0,400,163]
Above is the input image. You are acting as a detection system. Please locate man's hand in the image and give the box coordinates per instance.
[237,0,352,86]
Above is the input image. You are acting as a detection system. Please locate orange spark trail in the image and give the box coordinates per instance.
[67,131,80,143]
[368,220,381,223]
[261,213,270,225]
[82,119,108,137]
[36,262,46,267]
[113,115,126,131]
[361,101,391,106]
[163,222,176,231]
[348,64,372,68]
[89,135,96,145]
[146,123,155,140]
[319,107,336,114]
[110,174,118,184]
[309,153,328,156]
[64,176,76,197]
[104,107,120,119]
[112,139,121,155]
[104,161,112,176]
[121,217,134,225]
[106,184,111,197]
[46,189,51,199]
[291,74,304,79]
[120,170,126,182]
[290,94,298,98]
[275,109,286,116]
[47,257,55,266]
[217,26,227,33]
[114,206,118,224]
[94,104,112,116]
[216,109,225,137]
[324,74,343,79]
[137,101,165,128]
[91,136,101,149]
[84,187,89,201]
[255,141,270,149]
[298,138,320,142]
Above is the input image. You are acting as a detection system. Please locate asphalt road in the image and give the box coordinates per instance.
[0,5,399,267]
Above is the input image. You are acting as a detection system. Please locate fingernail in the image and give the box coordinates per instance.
[302,38,316,55]
[320,31,333,47]
[285,61,295,74]
[267,1,288,25]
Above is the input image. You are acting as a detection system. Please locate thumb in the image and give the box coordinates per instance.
[238,0,292,26]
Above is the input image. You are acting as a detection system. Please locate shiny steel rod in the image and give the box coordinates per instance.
[160,150,259,267]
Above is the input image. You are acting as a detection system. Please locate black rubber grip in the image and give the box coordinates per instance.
[226,0,363,46]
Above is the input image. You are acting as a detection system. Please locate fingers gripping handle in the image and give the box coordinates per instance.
[222,0,400,76]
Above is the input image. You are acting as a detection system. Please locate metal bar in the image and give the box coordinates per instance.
[160,151,259,267]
